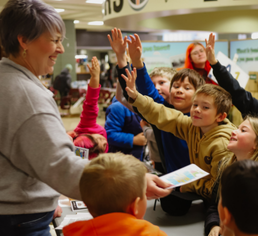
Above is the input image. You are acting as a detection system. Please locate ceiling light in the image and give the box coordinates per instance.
[74,20,80,24]
[55,8,65,13]
[88,21,103,26]
[86,0,105,4]
[251,32,258,39]
[75,55,87,59]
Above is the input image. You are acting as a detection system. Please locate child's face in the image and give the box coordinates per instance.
[190,94,221,133]
[91,134,107,153]
[151,75,170,102]
[136,177,147,219]
[227,119,256,160]
[169,76,195,113]
[190,45,207,67]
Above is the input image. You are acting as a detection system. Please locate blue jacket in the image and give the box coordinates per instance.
[105,97,144,160]
[117,63,190,172]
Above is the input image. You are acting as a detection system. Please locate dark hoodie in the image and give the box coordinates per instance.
[54,68,72,97]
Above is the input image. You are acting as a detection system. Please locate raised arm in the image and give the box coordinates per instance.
[76,57,100,129]
[206,33,258,117]
[127,33,165,103]
[127,33,144,69]
[87,56,100,88]
[107,28,127,69]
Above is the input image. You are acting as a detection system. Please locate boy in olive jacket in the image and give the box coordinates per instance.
[122,69,236,199]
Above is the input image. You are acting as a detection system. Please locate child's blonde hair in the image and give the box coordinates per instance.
[149,67,177,82]
[169,68,205,91]
[216,115,258,198]
[80,153,147,217]
[194,84,232,115]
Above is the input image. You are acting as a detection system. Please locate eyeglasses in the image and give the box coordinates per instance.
[191,49,205,56]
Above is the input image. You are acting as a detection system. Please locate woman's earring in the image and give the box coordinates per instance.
[22,49,27,58]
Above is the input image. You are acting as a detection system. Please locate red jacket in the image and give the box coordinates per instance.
[63,212,167,236]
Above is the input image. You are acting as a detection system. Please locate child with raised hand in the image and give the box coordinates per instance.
[63,153,168,236]
[122,68,236,200]
[219,159,258,236]
[108,28,207,216]
[67,57,108,159]
[205,115,258,236]
[205,33,258,118]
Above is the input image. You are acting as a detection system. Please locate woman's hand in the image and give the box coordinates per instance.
[127,34,143,69]
[87,56,100,88]
[208,226,222,236]
[107,28,127,68]
[121,68,138,100]
[205,33,218,65]
[146,173,172,200]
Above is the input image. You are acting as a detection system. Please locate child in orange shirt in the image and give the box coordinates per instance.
[63,153,167,236]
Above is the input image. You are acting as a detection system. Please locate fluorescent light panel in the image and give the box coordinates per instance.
[75,55,87,59]
[74,20,80,24]
[55,8,65,13]
[88,21,103,25]
[86,0,105,4]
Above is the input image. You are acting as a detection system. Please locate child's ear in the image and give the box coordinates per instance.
[126,197,140,217]
[220,205,233,229]
[216,112,227,123]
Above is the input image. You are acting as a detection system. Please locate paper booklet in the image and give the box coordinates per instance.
[75,146,89,160]
[160,164,209,189]
[70,200,88,212]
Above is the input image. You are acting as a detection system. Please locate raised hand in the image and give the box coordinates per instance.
[121,68,138,100]
[107,28,127,68]
[205,33,217,65]
[127,34,143,68]
[87,56,100,88]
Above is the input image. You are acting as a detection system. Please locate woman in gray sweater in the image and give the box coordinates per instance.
[0,1,89,235]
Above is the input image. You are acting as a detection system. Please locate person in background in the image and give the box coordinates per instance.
[105,96,147,160]
[183,42,217,85]
[0,0,89,235]
[219,160,258,236]
[63,153,167,236]
[53,64,73,98]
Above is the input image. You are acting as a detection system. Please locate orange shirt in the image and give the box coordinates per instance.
[63,212,167,236]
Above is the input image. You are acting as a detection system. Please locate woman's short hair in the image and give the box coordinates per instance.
[0,0,65,56]
[80,153,147,217]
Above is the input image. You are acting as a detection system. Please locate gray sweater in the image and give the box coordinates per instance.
[0,58,88,214]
